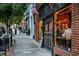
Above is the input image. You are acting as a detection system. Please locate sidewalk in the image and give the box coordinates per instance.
[6,47,14,56]
[12,34,51,56]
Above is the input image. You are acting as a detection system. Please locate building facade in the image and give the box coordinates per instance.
[34,3,79,56]
[24,4,35,39]
[33,4,43,47]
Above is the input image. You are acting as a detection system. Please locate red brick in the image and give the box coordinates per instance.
[71,4,79,56]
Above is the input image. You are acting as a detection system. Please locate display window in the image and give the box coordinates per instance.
[44,23,49,48]
[54,6,72,51]
[49,20,53,48]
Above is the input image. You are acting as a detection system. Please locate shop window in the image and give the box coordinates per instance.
[54,6,72,51]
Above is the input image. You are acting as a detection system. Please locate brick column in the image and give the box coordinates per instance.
[71,4,79,56]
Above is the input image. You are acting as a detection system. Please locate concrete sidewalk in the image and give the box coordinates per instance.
[12,34,51,56]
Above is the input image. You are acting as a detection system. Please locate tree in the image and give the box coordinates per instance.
[11,4,27,24]
[0,3,27,23]
[0,3,27,34]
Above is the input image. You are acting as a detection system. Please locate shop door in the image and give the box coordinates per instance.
[43,20,53,50]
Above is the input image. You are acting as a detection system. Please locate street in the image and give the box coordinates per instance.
[12,34,51,56]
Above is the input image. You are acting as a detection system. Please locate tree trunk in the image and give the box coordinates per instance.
[5,18,8,35]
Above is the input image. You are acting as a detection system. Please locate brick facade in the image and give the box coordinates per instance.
[54,3,79,56]
[71,4,79,56]
[34,3,79,56]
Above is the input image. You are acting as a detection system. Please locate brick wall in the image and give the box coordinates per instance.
[71,3,79,56]
[54,4,79,56]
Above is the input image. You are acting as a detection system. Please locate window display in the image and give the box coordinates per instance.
[55,6,72,51]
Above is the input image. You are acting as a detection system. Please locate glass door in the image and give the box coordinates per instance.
[44,20,53,50]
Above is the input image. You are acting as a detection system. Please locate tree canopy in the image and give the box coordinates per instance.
[0,3,27,24]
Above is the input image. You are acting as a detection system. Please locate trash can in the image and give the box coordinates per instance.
[3,36,9,49]
[0,39,6,55]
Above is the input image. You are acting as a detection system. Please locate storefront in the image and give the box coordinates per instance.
[34,3,79,56]
[34,3,73,55]
[38,3,68,53]
[54,4,72,56]
[34,16,43,42]
[36,4,54,51]
[33,5,43,42]
[43,16,53,50]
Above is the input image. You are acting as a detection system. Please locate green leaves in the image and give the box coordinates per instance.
[0,4,13,19]
[0,3,27,24]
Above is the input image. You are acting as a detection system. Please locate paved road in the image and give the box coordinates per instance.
[13,34,51,56]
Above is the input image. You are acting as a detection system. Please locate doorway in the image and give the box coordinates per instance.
[43,18,53,51]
